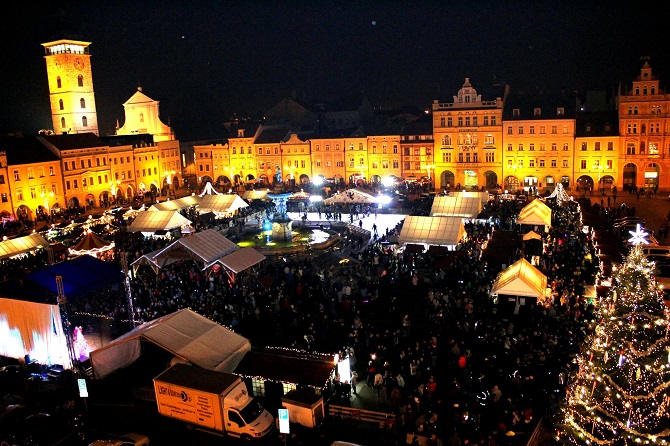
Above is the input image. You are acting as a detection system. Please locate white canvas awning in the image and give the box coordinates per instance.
[89,308,251,379]
[518,199,552,226]
[490,257,548,298]
[214,247,266,275]
[430,195,483,218]
[148,195,201,212]
[452,190,490,207]
[127,210,192,232]
[0,233,50,260]
[198,194,249,214]
[324,188,377,204]
[399,216,466,247]
[241,190,269,201]
[150,228,239,270]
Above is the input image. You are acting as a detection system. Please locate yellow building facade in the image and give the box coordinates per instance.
[432,78,506,190]
[310,137,346,182]
[367,135,401,182]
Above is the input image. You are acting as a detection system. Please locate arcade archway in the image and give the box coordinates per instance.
[440,170,455,189]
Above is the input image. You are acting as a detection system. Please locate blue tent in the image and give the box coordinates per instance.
[23,255,125,301]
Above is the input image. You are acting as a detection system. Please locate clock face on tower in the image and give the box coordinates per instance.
[74,59,84,71]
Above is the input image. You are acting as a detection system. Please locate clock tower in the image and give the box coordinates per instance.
[42,39,99,136]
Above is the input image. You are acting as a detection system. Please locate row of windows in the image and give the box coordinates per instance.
[61,116,89,128]
[56,75,84,89]
[438,115,498,127]
[13,184,58,202]
[65,173,110,190]
[441,134,495,146]
[626,122,663,134]
[507,143,571,151]
[506,125,570,135]
[58,98,88,110]
[579,141,615,151]
[507,159,570,169]
[11,166,56,181]
[402,148,433,156]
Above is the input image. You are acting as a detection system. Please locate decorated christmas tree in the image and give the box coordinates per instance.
[555,245,670,445]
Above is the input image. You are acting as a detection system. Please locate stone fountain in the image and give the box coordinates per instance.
[267,192,293,241]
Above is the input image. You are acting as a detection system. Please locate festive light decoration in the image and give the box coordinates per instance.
[628,224,650,246]
[555,245,670,444]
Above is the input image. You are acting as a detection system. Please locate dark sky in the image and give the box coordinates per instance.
[1,1,669,141]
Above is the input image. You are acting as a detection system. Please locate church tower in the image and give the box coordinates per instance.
[42,39,99,136]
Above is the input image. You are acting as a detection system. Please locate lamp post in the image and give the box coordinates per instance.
[592,163,605,194]
[422,164,435,190]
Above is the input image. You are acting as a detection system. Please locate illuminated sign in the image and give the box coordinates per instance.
[278,408,290,434]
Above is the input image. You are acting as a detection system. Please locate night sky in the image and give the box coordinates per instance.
[1,1,668,141]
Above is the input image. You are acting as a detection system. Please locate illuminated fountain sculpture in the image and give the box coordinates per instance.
[267,192,293,241]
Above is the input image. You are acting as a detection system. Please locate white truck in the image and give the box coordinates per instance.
[153,363,275,441]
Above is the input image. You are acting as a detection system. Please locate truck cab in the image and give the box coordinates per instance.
[222,380,274,440]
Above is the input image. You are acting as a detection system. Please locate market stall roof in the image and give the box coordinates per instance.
[90,308,251,379]
[213,247,265,275]
[399,216,466,247]
[68,230,114,256]
[127,210,192,233]
[198,194,249,214]
[131,247,177,274]
[517,199,552,227]
[324,187,377,204]
[490,257,547,298]
[150,228,239,270]
[522,230,542,241]
[241,190,269,201]
[0,233,49,260]
[22,255,125,301]
[452,190,490,207]
[234,347,336,389]
[430,195,483,218]
[148,195,201,212]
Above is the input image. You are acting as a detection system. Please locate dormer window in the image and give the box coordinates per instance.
[513,109,520,117]
[534,108,541,116]
[557,107,564,116]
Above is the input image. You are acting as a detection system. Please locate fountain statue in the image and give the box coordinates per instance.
[266,192,293,241]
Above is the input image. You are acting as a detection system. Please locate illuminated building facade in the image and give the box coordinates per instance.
[42,39,99,136]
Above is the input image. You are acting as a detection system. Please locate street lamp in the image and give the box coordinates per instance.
[422,164,435,189]
[592,163,607,194]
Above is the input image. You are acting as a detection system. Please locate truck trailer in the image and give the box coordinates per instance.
[153,363,275,441]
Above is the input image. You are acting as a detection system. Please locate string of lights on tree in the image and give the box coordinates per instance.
[555,244,670,445]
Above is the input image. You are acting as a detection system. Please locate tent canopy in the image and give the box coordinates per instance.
[150,229,239,270]
[490,257,547,298]
[90,308,251,379]
[430,195,483,218]
[241,190,269,201]
[198,194,249,215]
[522,230,542,241]
[214,247,265,275]
[0,233,49,260]
[68,231,114,256]
[127,210,192,233]
[518,199,552,227]
[399,216,466,247]
[23,255,125,301]
[324,188,377,204]
[452,190,490,207]
[148,196,201,212]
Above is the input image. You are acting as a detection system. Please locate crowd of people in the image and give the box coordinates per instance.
[0,191,606,445]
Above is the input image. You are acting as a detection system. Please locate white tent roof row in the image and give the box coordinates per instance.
[89,308,251,379]
[149,195,201,212]
[127,210,192,233]
[517,199,552,227]
[399,216,466,247]
[324,187,377,204]
[430,195,483,218]
[490,257,548,298]
[149,194,249,215]
[452,190,490,207]
[0,233,50,260]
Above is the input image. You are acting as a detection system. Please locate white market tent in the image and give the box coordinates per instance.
[452,190,490,207]
[0,233,50,260]
[147,228,239,270]
[430,195,483,218]
[127,210,192,233]
[213,247,266,282]
[490,257,548,298]
[198,194,249,215]
[324,187,377,204]
[241,190,269,201]
[89,308,251,379]
[398,216,466,248]
[517,199,552,227]
[148,195,201,212]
